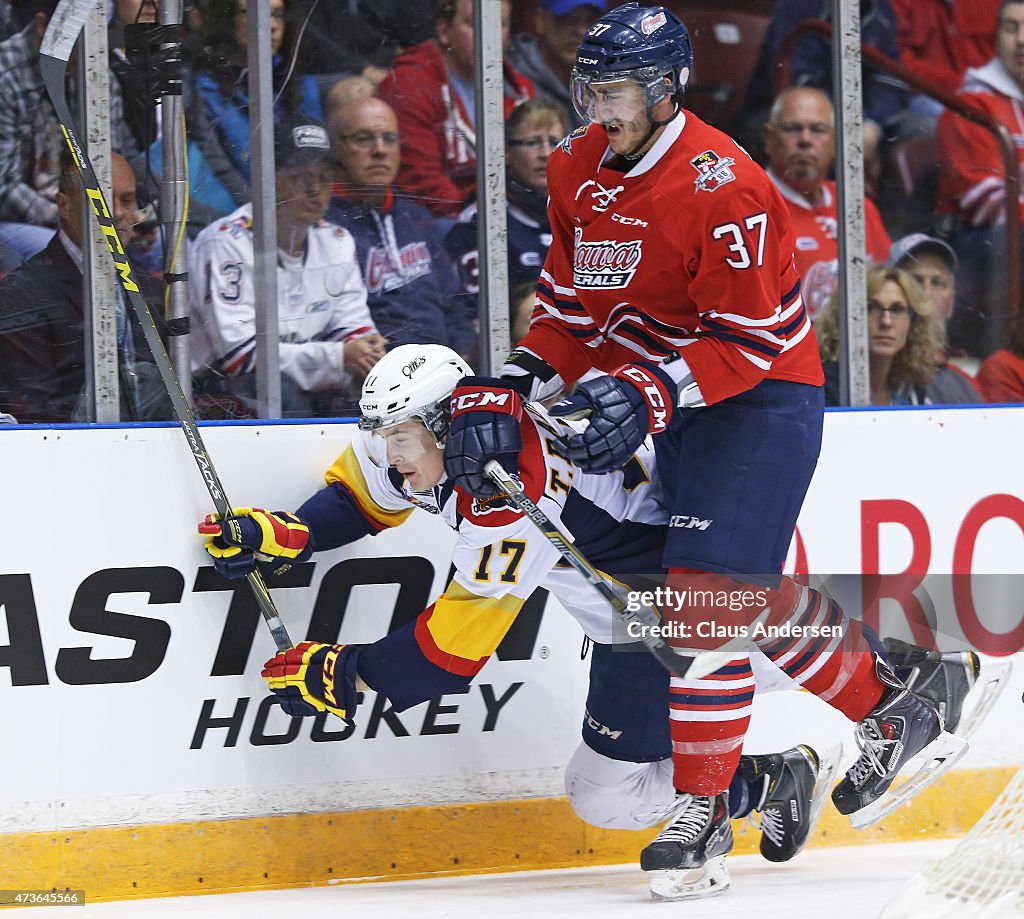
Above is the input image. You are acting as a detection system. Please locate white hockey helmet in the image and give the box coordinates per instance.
[358,344,473,445]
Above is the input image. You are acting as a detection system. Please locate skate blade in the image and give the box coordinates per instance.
[807,744,843,846]
[956,660,1013,742]
[648,855,730,901]
[849,731,969,829]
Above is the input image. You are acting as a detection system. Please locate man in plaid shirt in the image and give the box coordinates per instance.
[0,0,140,262]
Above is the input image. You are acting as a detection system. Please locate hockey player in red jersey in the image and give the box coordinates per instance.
[441,3,968,899]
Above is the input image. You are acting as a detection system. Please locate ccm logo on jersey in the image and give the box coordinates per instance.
[573,228,642,288]
[669,515,713,530]
[611,213,649,227]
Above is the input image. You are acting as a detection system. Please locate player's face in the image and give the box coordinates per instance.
[765,90,834,190]
[380,421,445,491]
[904,254,955,322]
[867,280,913,360]
[333,101,400,189]
[275,159,335,227]
[506,118,563,193]
[579,79,652,154]
[998,3,1024,85]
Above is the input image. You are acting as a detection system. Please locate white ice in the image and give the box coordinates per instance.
[13,840,959,918]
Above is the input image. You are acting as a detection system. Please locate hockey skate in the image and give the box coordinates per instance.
[884,637,1012,740]
[833,655,968,829]
[743,743,842,862]
[640,792,733,900]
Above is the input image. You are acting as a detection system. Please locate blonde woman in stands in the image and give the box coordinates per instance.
[816,265,949,406]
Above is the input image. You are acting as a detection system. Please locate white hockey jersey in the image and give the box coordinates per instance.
[188,204,378,391]
[320,403,666,657]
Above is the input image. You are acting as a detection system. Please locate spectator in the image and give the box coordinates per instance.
[0,151,168,422]
[0,0,143,263]
[976,329,1024,401]
[377,0,535,221]
[890,233,984,403]
[936,0,1024,356]
[188,0,324,203]
[445,98,567,303]
[189,119,386,418]
[816,264,967,406]
[325,95,474,357]
[737,0,906,184]
[893,0,1000,133]
[291,0,437,88]
[509,279,536,347]
[764,86,891,319]
[506,0,606,130]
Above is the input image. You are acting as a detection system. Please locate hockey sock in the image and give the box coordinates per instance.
[754,578,884,722]
[668,656,752,795]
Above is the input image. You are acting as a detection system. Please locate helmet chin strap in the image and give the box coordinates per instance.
[619,99,681,161]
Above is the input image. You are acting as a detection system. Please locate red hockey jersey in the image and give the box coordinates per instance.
[770,173,892,320]
[519,113,824,406]
[937,60,1024,227]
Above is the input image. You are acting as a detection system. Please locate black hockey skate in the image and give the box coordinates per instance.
[640,792,732,900]
[883,637,979,734]
[832,655,968,828]
[743,744,839,862]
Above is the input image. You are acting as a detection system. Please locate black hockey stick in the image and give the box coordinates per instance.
[41,0,292,652]
[484,460,733,680]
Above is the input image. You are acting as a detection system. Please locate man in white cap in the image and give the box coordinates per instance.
[189,118,387,417]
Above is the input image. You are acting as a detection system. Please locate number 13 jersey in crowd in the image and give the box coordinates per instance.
[518,112,824,406]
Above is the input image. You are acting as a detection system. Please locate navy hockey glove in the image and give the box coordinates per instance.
[199,507,313,579]
[262,641,362,720]
[443,376,524,499]
[549,364,674,473]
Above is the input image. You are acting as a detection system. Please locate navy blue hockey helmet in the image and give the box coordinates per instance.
[570,3,693,121]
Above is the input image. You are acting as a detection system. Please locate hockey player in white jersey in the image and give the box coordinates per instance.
[199,344,984,900]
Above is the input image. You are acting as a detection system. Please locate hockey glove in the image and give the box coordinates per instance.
[548,364,674,473]
[443,376,524,499]
[261,641,362,720]
[199,507,312,579]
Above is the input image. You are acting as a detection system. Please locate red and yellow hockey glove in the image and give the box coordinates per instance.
[261,641,360,720]
[198,507,312,579]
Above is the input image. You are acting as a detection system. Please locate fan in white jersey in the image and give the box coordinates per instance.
[188,119,388,416]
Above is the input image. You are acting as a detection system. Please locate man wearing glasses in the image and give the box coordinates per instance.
[763,86,892,320]
[326,96,475,361]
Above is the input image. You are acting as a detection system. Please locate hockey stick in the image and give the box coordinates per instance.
[40,0,292,652]
[484,459,734,681]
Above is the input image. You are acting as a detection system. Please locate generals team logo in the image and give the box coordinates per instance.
[573,227,642,288]
[690,150,737,193]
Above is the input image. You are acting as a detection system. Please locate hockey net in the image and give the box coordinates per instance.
[881,766,1024,918]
